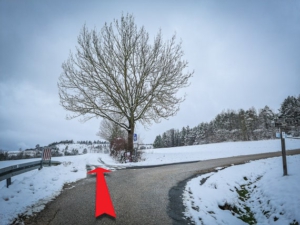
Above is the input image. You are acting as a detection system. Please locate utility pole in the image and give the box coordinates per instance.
[280,128,288,176]
[274,115,289,176]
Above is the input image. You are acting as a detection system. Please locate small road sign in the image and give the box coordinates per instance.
[276,132,280,138]
[133,133,137,142]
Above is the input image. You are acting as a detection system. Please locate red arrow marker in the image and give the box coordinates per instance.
[88,168,116,218]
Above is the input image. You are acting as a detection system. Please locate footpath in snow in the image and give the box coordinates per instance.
[0,139,300,224]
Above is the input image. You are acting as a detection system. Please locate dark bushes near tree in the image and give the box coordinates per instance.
[110,137,127,161]
[109,137,142,163]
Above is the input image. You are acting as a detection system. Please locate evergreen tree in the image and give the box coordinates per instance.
[238,109,248,141]
[184,126,190,145]
[180,127,186,146]
[174,129,180,147]
[279,95,300,126]
[162,132,168,148]
[153,135,163,148]
[257,105,275,139]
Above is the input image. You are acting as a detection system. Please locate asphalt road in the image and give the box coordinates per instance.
[20,149,300,225]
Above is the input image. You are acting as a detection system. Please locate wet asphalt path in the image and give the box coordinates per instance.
[22,149,300,225]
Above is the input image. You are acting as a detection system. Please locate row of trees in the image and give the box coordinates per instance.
[48,140,74,146]
[153,95,300,148]
[47,140,109,148]
[76,140,109,145]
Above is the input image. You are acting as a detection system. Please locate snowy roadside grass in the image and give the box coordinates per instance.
[183,155,300,225]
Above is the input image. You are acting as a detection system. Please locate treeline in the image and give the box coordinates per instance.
[48,140,74,146]
[47,140,109,146]
[76,140,109,145]
[153,95,300,148]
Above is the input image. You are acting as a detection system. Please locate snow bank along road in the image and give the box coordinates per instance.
[22,149,300,225]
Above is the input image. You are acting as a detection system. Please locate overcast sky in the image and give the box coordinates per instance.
[1,0,299,151]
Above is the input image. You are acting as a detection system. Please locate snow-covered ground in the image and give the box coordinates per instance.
[183,155,300,225]
[0,139,300,224]
[0,154,110,225]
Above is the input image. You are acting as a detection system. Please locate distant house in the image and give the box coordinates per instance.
[137,144,153,150]
[24,150,36,157]
[7,151,20,158]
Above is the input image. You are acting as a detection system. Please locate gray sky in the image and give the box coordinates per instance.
[1,0,299,150]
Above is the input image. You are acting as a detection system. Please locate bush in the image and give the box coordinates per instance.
[109,137,143,163]
[0,150,8,161]
[110,138,126,160]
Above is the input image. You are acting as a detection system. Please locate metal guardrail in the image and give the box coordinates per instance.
[0,160,61,188]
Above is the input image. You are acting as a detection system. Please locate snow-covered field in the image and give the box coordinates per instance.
[103,138,300,167]
[0,139,300,224]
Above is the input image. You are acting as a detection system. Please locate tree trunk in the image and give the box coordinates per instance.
[127,120,134,156]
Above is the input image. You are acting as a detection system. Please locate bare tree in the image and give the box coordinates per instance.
[58,13,193,153]
[96,116,127,147]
